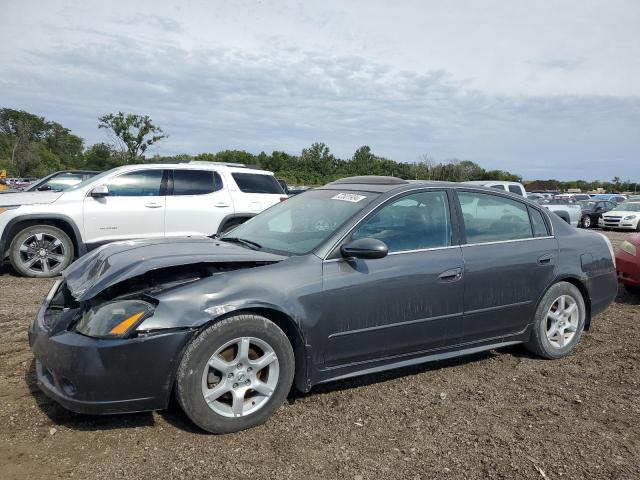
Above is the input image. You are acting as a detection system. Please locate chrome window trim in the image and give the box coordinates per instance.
[322,236,555,263]
[321,185,554,260]
[461,236,555,247]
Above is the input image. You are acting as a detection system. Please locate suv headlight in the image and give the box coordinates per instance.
[620,240,637,257]
[74,299,154,338]
[623,215,637,221]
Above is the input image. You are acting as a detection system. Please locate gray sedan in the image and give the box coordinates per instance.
[30,176,618,433]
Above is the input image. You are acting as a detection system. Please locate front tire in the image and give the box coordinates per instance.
[581,215,591,228]
[525,282,586,359]
[176,314,294,434]
[9,225,74,277]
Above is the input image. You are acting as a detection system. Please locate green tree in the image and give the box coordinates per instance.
[0,108,48,175]
[98,112,167,163]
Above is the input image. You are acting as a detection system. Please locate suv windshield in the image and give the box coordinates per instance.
[223,189,378,254]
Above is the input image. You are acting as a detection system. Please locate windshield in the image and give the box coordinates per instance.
[65,170,113,191]
[223,189,379,254]
[615,203,640,212]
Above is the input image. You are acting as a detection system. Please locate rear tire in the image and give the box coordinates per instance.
[525,282,586,359]
[176,313,294,434]
[624,284,640,295]
[219,218,247,235]
[9,225,74,278]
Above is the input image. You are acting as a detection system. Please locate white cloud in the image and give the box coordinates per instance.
[0,0,638,180]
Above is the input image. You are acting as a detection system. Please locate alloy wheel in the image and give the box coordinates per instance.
[201,336,279,418]
[545,295,579,348]
[18,232,67,275]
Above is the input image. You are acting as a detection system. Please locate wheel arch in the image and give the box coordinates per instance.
[216,214,256,235]
[1,214,86,260]
[180,305,312,395]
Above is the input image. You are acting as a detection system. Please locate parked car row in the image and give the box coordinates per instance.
[27,175,618,433]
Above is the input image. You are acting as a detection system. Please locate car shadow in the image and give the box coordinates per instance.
[25,358,155,431]
[304,349,498,397]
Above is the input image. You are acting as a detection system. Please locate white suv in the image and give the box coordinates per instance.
[0,162,286,277]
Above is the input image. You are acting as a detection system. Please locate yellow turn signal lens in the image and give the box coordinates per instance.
[109,311,146,335]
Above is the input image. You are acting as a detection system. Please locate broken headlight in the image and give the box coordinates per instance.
[74,299,154,338]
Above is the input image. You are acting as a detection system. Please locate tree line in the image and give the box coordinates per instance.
[0,107,637,192]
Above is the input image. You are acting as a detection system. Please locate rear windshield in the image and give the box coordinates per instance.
[231,173,284,194]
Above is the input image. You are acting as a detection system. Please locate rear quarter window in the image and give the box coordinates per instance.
[231,173,284,194]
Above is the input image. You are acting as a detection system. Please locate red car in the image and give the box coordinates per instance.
[616,234,640,293]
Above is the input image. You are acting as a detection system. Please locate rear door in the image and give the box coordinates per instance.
[456,190,557,342]
[83,168,167,245]
[320,189,465,366]
[164,169,233,237]
[227,171,284,214]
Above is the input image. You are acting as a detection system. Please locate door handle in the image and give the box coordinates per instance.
[145,202,163,208]
[215,202,231,208]
[438,267,463,282]
[538,253,554,265]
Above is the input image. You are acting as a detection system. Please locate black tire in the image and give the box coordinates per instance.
[581,215,591,228]
[9,225,74,278]
[624,284,640,295]
[176,314,294,434]
[525,282,586,359]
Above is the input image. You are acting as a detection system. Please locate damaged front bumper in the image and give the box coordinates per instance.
[29,281,195,415]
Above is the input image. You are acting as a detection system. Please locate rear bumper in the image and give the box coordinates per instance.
[29,284,195,415]
[616,251,640,288]
[587,270,619,318]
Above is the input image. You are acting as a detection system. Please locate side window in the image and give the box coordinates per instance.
[508,184,523,196]
[106,170,163,197]
[172,170,222,195]
[459,191,532,243]
[231,173,284,194]
[352,191,451,252]
[490,184,506,191]
[606,202,615,210]
[528,207,549,237]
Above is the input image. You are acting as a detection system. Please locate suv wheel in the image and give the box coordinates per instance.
[581,215,591,228]
[9,225,74,278]
[525,282,586,359]
[176,313,294,433]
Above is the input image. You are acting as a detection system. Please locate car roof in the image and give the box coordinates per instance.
[108,162,271,175]
[320,176,504,194]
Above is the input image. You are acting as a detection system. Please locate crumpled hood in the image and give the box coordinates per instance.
[0,191,64,206]
[63,237,286,301]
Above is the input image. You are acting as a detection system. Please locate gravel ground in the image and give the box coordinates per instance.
[0,230,638,480]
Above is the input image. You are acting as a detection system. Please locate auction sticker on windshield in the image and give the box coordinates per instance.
[332,193,367,202]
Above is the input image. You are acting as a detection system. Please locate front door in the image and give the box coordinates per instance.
[320,190,464,367]
[83,169,166,246]
[456,190,557,342]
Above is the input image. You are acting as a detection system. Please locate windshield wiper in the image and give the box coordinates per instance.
[219,237,262,250]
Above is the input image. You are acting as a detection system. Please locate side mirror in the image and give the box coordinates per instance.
[37,185,52,191]
[91,184,109,197]
[341,238,388,260]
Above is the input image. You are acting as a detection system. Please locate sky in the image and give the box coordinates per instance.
[1,0,639,181]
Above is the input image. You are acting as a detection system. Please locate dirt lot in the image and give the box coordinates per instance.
[1,230,638,480]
